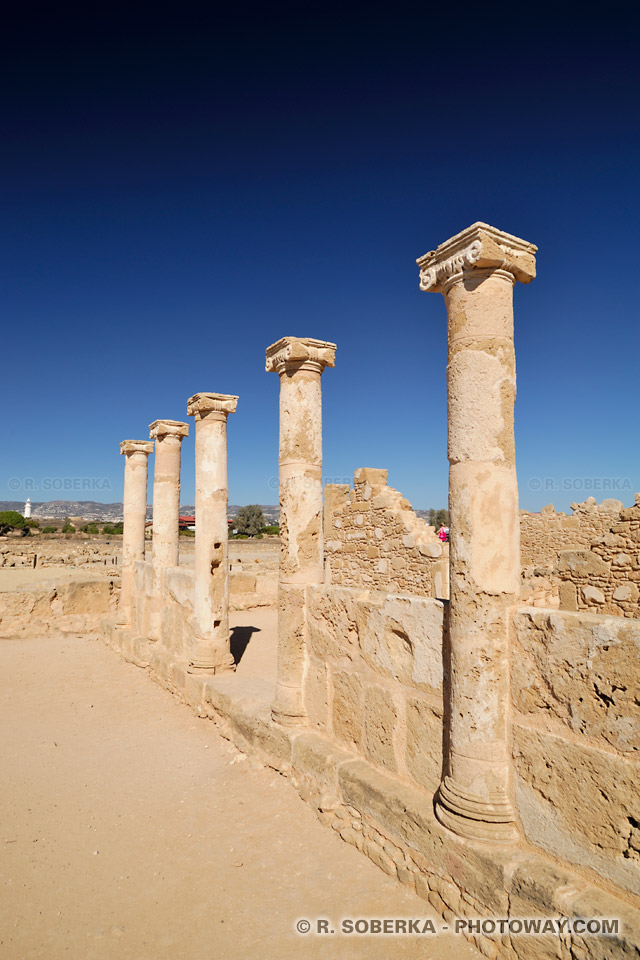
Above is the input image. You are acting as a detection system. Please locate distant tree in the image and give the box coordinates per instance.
[81,523,100,534]
[25,518,39,529]
[233,505,265,537]
[102,522,123,535]
[0,511,27,536]
[61,523,75,534]
[42,526,57,534]
[261,524,280,535]
[427,508,449,529]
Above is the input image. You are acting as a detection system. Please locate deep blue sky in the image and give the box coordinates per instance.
[2,5,638,512]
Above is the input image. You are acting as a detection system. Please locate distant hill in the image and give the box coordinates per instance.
[0,500,281,523]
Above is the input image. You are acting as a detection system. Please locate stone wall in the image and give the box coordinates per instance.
[303,585,445,795]
[558,495,640,618]
[512,607,640,897]
[324,469,448,600]
[520,498,623,569]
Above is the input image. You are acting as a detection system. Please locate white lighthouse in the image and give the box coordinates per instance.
[23,498,32,519]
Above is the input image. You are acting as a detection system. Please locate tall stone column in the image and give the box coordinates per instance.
[117,440,153,627]
[417,223,537,843]
[186,393,238,674]
[148,419,189,640]
[266,337,336,726]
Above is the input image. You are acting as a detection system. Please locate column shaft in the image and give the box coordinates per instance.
[117,440,153,627]
[417,223,537,843]
[149,420,188,641]
[187,393,238,674]
[266,337,336,726]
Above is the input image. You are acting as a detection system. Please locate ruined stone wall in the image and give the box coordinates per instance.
[511,607,640,897]
[519,498,623,569]
[0,538,122,569]
[323,469,448,600]
[303,584,446,796]
[558,495,640,618]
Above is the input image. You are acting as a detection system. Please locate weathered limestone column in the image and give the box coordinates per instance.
[186,393,238,674]
[266,337,336,726]
[417,223,537,842]
[148,419,189,640]
[117,440,153,627]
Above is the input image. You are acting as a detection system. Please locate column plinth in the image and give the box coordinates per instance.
[417,222,537,843]
[148,419,189,641]
[187,392,238,674]
[117,440,153,627]
[266,336,336,726]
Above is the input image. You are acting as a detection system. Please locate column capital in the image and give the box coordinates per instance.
[187,393,238,422]
[120,440,154,456]
[148,419,189,440]
[416,222,537,294]
[266,336,336,375]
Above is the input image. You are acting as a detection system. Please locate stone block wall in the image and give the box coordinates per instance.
[520,497,623,569]
[558,495,640,618]
[511,607,640,897]
[303,584,446,796]
[323,468,448,599]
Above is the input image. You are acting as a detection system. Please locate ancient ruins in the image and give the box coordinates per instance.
[4,222,636,959]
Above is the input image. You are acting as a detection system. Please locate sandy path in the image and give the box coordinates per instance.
[0,631,479,960]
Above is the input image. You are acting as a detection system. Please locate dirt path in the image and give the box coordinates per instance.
[0,631,479,960]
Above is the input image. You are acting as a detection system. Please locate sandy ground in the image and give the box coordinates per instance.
[0,628,480,960]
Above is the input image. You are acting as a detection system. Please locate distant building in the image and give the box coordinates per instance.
[23,498,31,518]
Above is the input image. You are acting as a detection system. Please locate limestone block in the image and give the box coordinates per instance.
[306,586,360,661]
[557,549,610,578]
[356,593,444,693]
[581,585,605,604]
[164,566,195,609]
[303,657,329,730]
[59,580,112,615]
[405,696,443,793]
[613,584,639,602]
[354,468,388,487]
[511,608,640,753]
[291,731,351,792]
[332,671,364,750]
[513,723,640,895]
[558,581,577,611]
[418,541,442,558]
[364,685,399,773]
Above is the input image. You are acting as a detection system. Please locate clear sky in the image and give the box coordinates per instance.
[2,6,638,513]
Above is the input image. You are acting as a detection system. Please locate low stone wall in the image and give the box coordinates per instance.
[0,579,118,638]
[512,607,640,897]
[304,584,445,794]
[324,469,448,599]
[558,496,640,618]
[0,538,122,569]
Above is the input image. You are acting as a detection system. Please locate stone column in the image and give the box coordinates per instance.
[417,223,537,843]
[148,419,189,640]
[266,337,336,726]
[117,440,153,627]
[186,393,238,674]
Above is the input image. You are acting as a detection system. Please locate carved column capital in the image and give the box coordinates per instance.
[120,440,154,456]
[266,336,336,376]
[148,419,189,441]
[416,222,537,294]
[187,393,238,422]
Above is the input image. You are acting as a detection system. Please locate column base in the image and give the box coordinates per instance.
[435,776,520,844]
[271,682,306,727]
[187,638,235,675]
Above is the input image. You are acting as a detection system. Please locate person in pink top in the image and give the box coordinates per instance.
[438,523,449,543]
